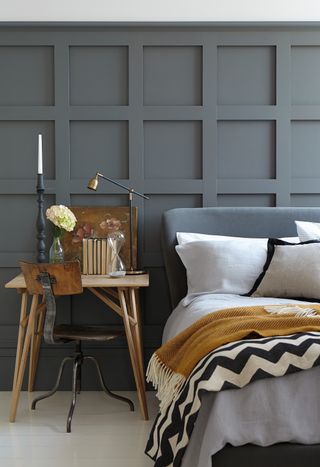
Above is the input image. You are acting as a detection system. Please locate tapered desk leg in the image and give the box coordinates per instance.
[13,292,28,388]
[118,288,149,420]
[129,288,146,391]
[28,298,45,392]
[9,294,38,422]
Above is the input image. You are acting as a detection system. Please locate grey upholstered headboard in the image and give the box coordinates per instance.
[161,207,320,309]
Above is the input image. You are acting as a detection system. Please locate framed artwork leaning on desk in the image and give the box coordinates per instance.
[61,206,138,273]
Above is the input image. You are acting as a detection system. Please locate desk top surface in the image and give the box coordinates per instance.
[5,273,149,290]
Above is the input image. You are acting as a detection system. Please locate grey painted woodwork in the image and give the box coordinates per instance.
[1,23,320,389]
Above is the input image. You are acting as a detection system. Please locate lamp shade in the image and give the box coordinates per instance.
[87,175,99,191]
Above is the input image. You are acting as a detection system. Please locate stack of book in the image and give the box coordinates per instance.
[82,238,111,275]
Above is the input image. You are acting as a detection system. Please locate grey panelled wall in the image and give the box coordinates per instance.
[1,23,320,389]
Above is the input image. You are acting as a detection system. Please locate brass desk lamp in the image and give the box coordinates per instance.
[87,172,149,275]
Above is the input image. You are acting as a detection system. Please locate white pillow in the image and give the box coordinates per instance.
[295,220,320,242]
[176,238,268,306]
[250,239,320,299]
[177,232,241,244]
[177,232,299,245]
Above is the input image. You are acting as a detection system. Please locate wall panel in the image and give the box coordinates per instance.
[0,121,55,179]
[70,120,129,179]
[217,121,276,179]
[217,45,276,105]
[1,24,320,390]
[69,45,128,106]
[143,45,202,106]
[0,46,54,106]
[144,121,202,179]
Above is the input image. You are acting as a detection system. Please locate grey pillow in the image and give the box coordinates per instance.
[248,239,320,300]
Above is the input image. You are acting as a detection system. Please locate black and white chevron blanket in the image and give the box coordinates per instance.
[145,332,320,467]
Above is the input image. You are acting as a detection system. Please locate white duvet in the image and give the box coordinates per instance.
[162,294,320,467]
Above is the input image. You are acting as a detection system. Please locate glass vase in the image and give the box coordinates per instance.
[49,227,64,263]
[107,231,126,277]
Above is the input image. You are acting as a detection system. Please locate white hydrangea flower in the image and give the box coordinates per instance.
[46,205,77,232]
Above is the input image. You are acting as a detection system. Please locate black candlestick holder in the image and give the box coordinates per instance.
[36,173,46,263]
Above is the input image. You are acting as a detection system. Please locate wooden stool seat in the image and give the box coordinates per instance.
[54,325,124,342]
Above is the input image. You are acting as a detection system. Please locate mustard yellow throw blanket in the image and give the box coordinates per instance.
[147,304,320,410]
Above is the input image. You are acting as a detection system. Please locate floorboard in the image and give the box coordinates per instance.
[0,391,158,466]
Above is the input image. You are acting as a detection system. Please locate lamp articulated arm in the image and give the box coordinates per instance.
[88,172,149,200]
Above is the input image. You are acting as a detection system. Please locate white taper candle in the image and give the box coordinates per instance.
[38,134,43,174]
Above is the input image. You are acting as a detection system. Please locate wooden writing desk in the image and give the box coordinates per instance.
[5,273,149,422]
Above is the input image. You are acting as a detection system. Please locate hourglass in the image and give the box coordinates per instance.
[107,231,126,277]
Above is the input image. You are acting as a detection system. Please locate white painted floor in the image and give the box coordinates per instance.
[0,391,158,467]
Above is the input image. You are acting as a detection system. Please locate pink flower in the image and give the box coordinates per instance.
[100,217,121,232]
[72,223,94,243]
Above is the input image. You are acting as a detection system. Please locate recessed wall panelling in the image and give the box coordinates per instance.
[0,195,55,254]
[143,46,202,106]
[144,268,171,326]
[71,194,129,207]
[144,121,202,179]
[0,46,54,106]
[72,290,122,325]
[0,121,55,179]
[144,194,202,253]
[3,25,320,390]
[70,121,129,179]
[69,46,128,106]
[52,296,72,325]
[217,46,276,105]
[291,194,320,206]
[0,268,21,325]
[291,47,320,105]
[291,121,320,178]
[218,194,276,207]
[218,121,276,179]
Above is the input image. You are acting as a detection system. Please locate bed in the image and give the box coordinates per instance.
[154,206,320,467]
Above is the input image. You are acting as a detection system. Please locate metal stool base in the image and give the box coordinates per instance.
[31,343,134,433]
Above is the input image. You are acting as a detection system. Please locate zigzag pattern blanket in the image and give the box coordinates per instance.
[145,306,320,467]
